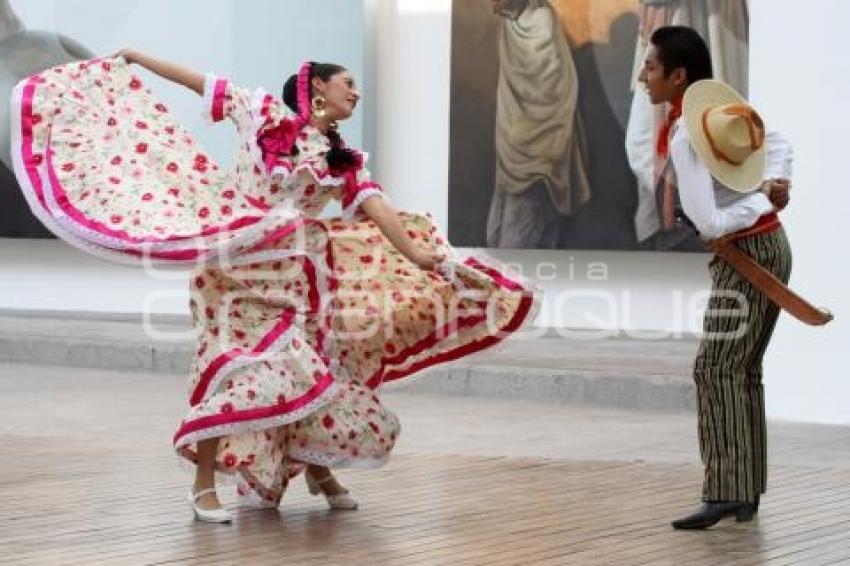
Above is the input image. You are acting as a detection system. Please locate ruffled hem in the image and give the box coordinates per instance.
[173,378,341,450]
[12,59,387,266]
[268,149,375,190]
[270,158,348,188]
[192,324,301,408]
[11,62,309,263]
[175,447,389,510]
[363,254,541,390]
[11,74,166,265]
[382,255,543,392]
[288,449,391,470]
[188,216,542,400]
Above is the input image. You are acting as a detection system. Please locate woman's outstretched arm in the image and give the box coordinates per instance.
[360,196,444,271]
[116,49,205,96]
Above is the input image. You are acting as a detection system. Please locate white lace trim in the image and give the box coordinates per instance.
[456,251,544,314]
[287,448,391,470]
[462,253,543,329]
[250,86,278,130]
[197,324,300,405]
[206,204,303,260]
[269,160,348,189]
[10,79,156,266]
[174,380,341,449]
[201,72,220,124]
[441,253,543,354]
[17,71,362,262]
[32,139,210,255]
[22,116,302,263]
[375,254,543,389]
[22,89,280,258]
[224,248,312,267]
[43,178,301,260]
[55,69,273,257]
[25,73,297,261]
[14,73,395,278]
[342,188,384,220]
[267,131,375,192]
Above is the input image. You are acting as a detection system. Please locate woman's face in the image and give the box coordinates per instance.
[314,70,360,122]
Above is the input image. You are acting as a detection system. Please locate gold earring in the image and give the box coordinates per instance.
[311,95,327,119]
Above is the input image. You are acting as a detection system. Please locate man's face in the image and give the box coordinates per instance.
[638,45,686,104]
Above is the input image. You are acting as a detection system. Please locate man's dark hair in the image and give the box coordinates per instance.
[650,26,713,85]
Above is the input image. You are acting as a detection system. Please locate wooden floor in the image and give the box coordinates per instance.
[2,436,849,566]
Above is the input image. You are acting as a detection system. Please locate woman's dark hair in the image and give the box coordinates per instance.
[282,62,346,114]
[650,26,713,85]
[282,62,359,173]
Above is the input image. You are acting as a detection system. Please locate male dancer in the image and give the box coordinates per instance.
[627,0,749,250]
[639,25,793,529]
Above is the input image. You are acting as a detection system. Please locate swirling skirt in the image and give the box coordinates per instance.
[11,58,540,505]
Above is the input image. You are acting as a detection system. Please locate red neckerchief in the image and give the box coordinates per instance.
[656,95,683,159]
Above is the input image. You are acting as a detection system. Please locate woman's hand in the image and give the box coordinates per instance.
[359,196,446,271]
[111,48,137,64]
[409,250,445,271]
[104,50,205,95]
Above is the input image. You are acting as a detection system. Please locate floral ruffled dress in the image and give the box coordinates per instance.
[11,58,540,505]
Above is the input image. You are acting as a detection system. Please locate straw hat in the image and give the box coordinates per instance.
[682,79,766,192]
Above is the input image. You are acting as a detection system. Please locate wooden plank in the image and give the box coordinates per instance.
[2,430,850,564]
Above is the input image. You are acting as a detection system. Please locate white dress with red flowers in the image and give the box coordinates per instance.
[11,58,541,505]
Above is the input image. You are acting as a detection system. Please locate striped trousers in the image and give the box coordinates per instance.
[694,227,792,504]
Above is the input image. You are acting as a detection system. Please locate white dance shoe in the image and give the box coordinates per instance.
[305,473,359,510]
[189,488,232,523]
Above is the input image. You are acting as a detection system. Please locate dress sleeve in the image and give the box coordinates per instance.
[341,165,385,219]
[201,73,255,132]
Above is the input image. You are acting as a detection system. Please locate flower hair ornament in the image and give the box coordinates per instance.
[257,61,314,172]
[295,61,313,122]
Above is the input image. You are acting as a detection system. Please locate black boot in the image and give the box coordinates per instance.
[735,495,760,523]
[671,501,752,530]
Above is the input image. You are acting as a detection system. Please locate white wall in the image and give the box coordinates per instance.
[2,0,847,423]
[748,0,850,424]
[366,0,849,424]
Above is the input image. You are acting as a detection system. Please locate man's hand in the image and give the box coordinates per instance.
[762,178,791,211]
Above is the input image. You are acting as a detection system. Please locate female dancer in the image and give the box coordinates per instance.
[11,51,539,522]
